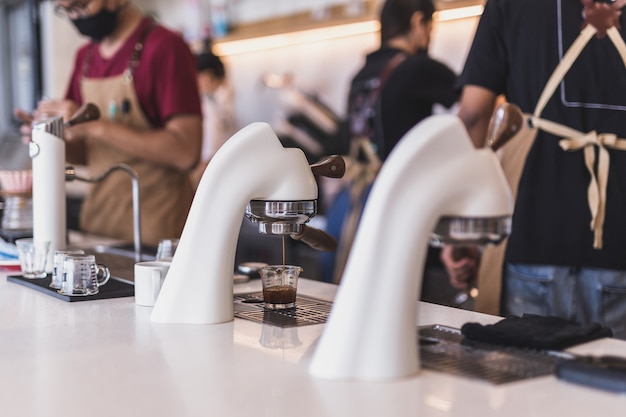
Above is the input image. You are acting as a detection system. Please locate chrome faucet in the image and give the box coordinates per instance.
[151,122,321,324]
[309,114,514,381]
[65,164,142,262]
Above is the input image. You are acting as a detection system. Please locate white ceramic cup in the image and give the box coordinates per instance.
[134,261,170,306]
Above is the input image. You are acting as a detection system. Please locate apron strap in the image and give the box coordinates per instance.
[124,20,156,83]
[533,25,597,117]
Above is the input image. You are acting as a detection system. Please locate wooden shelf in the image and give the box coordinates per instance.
[208,0,483,56]
[216,1,379,44]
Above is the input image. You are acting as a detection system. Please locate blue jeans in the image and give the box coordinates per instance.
[502,263,626,340]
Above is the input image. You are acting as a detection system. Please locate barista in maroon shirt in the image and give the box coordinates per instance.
[17,0,202,245]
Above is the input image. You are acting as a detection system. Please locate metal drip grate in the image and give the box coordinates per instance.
[234,292,332,328]
[233,296,564,384]
[419,324,566,384]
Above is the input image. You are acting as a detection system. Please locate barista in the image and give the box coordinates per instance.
[444,0,626,338]
[16,0,202,246]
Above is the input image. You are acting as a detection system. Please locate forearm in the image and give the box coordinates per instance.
[68,115,202,172]
[459,110,491,148]
[457,85,498,148]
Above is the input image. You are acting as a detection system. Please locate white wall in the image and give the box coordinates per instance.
[40,2,87,99]
[39,2,479,129]
[212,16,478,127]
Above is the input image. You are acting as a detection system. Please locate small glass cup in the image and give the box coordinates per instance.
[259,265,303,310]
[59,254,110,296]
[50,248,85,289]
[15,238,50,279]
[155,238,179,261]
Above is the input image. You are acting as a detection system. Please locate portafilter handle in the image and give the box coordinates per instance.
[310,155,345,178]
[291,224,337,252]
[64,103,100,128]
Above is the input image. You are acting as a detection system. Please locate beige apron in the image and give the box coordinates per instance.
[79,24,194,246]
[475,24,626,315]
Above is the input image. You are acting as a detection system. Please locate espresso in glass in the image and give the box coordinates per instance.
[259,265,302,309]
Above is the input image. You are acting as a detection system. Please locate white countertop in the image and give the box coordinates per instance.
[1,234,625,416]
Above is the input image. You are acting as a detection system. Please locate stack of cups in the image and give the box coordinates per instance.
[50,248,85,289]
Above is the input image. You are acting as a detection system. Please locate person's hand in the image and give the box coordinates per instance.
[440,245,480,290]
[14,99,80,144]
[14,108,34,144]
[35,99,79,123]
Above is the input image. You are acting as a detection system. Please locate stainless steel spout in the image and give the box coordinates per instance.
[245,200,317,234]
[244,155,343,235]
[430,215,511,247]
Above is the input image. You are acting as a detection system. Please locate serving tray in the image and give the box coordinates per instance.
[7,274,134,302]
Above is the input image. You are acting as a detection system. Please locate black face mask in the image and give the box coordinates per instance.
[71,8,119,41]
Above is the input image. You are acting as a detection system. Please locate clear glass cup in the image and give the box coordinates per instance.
[259,265,303,309]
[155,238,179,262]
[59,254,110,296]
[50,248,85,289]
[15,238,50,279]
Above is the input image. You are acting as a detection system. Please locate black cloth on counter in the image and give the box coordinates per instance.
[461,314,613,350]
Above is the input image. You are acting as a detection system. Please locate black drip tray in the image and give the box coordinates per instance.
[7,274,134,302]
[419,324,566,384]
[234,292,332,328]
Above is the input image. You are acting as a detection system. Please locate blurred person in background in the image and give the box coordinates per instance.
[349,0,458,161]
[15,0,202,246]
[190,43,236,188]
[323,0,461,309]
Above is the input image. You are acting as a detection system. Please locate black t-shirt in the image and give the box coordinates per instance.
[348,46,458,267]
[458,0,626,269]
[349,46,459,160]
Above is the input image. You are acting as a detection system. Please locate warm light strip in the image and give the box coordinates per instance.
[434,5,484,22]
[213,20,381,56]
[213,5,483,56]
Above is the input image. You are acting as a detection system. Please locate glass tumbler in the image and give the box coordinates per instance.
[259,265,303,309]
